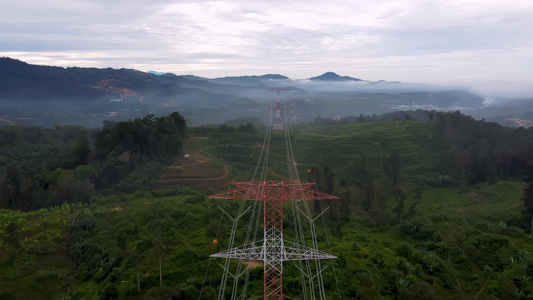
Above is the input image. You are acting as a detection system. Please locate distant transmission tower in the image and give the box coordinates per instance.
[269,87,288,132]
[288,101,298,125]
[273,101,284,131]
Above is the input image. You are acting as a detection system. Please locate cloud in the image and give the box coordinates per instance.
[1,0,533,98]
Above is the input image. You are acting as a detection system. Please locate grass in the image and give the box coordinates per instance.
[421,181,526,222]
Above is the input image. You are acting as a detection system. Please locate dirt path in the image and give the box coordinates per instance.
[506,201,523,210]
[156,137,234,191]
[242,260,262,269]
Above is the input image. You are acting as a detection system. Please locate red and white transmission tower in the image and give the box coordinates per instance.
[268,87,289,97]
[288,101,298,125]
[211,181,337,299]
[272,101,284,131]
[269,87,288,132]
[207,87,338,299]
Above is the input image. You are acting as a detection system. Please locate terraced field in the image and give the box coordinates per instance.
[160,121,444,191]
[157,137,234,192]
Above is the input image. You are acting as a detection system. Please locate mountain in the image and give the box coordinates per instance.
[0,57,175,102]
[210,74,289,85]
[0,57,249,109]
[147,70,167,75]
[308,72,362,82]
[181,75,208,81]
[0,57,110,101]
[0,57,501,128]
[0,57,288,102]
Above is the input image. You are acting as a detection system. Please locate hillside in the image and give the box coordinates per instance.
[1,116,533,299]
[157,137,233,191]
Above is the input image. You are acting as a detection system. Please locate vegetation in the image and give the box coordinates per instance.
[0,112,187,211]
[1,110,533,299]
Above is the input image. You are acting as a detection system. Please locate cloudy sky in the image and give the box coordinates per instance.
[1,0,532,93]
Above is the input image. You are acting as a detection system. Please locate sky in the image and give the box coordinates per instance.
[1,0,533,96]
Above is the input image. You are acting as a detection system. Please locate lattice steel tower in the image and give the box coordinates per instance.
[209,89,338,299]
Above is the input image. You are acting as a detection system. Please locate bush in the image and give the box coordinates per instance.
[99,283,118,300]
[407,281,439,300]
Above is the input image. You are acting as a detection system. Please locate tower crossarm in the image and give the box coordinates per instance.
[211,240,337,261]
[209,180,339,201]
[268,87,289,97]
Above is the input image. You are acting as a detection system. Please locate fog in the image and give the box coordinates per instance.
[1,56,532,129]
[468,82,533,106]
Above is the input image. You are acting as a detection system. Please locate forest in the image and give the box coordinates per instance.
[0,112,187,210]
[1,110,533,299]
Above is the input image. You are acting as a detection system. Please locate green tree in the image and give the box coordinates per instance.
[0,165,22,209]
[64,135,91,168]
[309,165,335,214]
[169,112,187,135]
[392,187,406,223]
[74,165,98,181]
[522,168,533,234]
[99,283,118,300]
[384,150,401,185]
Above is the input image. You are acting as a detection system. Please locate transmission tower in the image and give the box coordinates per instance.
[273,101,284,131]
[209,88,338,299]
[268,87,289,97]
[211,181,337,299]
[288,101,298,125]
[269,87,288,132]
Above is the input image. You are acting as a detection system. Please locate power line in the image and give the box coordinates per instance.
[208,89,339,299]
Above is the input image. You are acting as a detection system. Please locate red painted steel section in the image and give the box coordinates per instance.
[210,180,337,299]
[210,180,339,201]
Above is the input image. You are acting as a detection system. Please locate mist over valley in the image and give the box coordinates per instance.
[2,57,532,128]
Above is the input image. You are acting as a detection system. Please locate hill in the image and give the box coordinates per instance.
[0,57,146,101]
[1,117,533,299]
[309,72,362,81]
[210,74,289,85]
[1,57,504,129]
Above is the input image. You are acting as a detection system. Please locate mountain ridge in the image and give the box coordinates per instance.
[308,71,363,82]
[0,57,500,128]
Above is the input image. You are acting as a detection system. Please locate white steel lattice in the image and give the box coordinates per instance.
[210,180,338,299]
[210,239,337,261]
